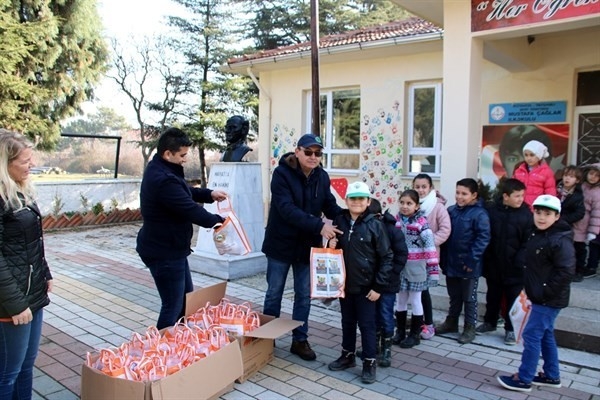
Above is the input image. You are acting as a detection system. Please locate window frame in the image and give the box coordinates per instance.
[305,87,361,174]
[406,81,443,177]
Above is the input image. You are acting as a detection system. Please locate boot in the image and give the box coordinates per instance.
[392,311,407,345]
[361,358,377,384]
[435,316,459,334]
[458,323,476,344]
[400,315,423,348]
[378,335,393,368]
[328,349,356,371]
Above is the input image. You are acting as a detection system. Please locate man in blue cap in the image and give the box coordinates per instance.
[262,133,343,360]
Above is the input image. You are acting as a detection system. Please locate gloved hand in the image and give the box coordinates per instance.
[587,233,597,243]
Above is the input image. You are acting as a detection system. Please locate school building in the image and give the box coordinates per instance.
[223,0,600,212]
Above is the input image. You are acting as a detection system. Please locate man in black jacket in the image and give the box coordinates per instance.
[498,195,575,393]
[136,128,227,329]
[262,133,342,361]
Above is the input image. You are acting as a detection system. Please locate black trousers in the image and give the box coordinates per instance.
[574,241,587,273]
[483,278,522,332]
[446,277,478,326]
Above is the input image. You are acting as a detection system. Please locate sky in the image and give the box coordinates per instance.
[81,0,185,124]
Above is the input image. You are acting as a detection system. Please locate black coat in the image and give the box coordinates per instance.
[261,153,342,264]
[379,211,408,293]
[136,154,223,260]
[524,219,574,308]
[557,182,585,226]
[0,201,51,318]
[333,210,394,294]
[483,199,533,284]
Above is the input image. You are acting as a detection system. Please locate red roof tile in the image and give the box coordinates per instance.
[228,17,442,64]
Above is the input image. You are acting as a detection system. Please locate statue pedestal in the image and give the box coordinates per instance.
[188,163,267,280]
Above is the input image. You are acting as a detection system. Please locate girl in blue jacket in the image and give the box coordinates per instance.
[437,178,491,344]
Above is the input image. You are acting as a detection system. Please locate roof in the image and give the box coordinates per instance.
[227,17,443,65]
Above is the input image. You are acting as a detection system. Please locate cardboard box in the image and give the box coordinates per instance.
[185,282,303,383]
[81,337,243,400]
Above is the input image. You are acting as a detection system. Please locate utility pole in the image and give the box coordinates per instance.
[310,0,320,136]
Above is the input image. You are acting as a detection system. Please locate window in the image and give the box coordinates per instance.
[306,88,361,172]
[407,82,442,175]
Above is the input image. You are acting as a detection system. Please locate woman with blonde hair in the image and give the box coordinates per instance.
[0,129,53,400]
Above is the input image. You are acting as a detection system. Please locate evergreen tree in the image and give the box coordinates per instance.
[167,0,256,187]
[0,0,108,149]
[237,0,411,50]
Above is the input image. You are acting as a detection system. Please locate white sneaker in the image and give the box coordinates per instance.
[420,324,435,340]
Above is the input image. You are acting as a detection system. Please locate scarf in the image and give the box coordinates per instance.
[419,190,437,217]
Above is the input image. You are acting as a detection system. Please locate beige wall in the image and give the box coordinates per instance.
[255,25,599,214]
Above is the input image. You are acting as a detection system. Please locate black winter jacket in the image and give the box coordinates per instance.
[136,154,223,260]
[332,210,394,295]
[557,182,585,226]
[483,199,533,284]
[379,211,408,293]
[0,201,51,318]
[261,153,342,264]
[524,219,574,308]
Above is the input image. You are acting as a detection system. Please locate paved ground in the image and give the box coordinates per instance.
[32,223,600,400]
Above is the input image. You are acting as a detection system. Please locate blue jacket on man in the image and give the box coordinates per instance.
[136,153,223,260]
[262,152,342,264]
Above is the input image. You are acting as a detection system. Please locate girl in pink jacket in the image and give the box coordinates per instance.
[412,173,451,340]
[572,164,600,280]
[513,140,557,209]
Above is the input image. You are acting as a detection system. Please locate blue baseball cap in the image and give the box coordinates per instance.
[297,134,323,149]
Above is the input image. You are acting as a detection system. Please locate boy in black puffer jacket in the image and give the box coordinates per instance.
[367,199,408,367]
[327,182,393,384]
[498,195,575,393]
[478,179,533,345]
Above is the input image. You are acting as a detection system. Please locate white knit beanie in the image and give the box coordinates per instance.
[523,140,550,159]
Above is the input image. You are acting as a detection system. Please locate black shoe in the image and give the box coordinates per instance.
[290,340,316,361]
[328,350,356,371]
[392,311,407,345]
[435,316,459,334]
[583,270,597,279]
[475,322,496,335]
[361,358,376,384]
[378,336,393,368]
[572,273,584,282]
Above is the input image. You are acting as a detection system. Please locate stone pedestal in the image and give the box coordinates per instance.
[188,162,267,280]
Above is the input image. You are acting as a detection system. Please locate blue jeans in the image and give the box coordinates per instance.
[0,309,43,400]
[142,256,193,329]
[518,304,561,383]
[263,257,310,341]
[339,293,377,359]
[376,293,396,336]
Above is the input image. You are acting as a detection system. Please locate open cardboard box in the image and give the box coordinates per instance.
[81,339,242,400]
[185,281,303,383]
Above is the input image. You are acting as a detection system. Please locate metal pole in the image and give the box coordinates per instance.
[310,0,320,137]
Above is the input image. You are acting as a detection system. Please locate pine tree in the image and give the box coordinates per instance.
[0,0,108,148]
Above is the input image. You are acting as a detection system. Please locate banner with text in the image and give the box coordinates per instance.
[472,0,600,32]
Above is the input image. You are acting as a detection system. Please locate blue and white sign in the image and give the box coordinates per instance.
[489,101,567,124]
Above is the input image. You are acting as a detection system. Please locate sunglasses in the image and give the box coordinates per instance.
[300,148,323,157]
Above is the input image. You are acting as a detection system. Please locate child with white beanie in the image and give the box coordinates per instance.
[513,140,557,210]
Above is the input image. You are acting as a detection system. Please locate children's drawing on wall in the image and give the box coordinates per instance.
[270,124,297,170]
[480,124,569,189]
[360,101,404,211]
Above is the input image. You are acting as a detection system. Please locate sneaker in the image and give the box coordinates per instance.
[497,374,532,393]
[290,340,317,361]
[572,273,584,282]
[420,324,435,340]
[532,372,562,388]
[583,270,597,279]
[504,331,516,345]
[475,322,496,335]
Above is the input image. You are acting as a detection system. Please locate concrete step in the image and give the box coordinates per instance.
[429,274,600,354]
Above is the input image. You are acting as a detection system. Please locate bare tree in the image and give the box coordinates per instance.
[109,36,194,168]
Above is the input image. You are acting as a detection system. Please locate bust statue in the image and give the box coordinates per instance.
[221,115,252,162]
